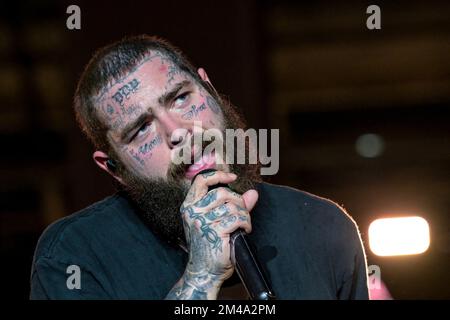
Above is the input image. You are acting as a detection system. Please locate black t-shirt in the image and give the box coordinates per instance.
[30,182,369,299]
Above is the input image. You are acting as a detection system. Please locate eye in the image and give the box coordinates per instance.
[173,92,190,108]
[131,122,151,142]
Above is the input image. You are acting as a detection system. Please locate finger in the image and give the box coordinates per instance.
[216,213,252,234]
[195,187,245,211]
[188,171,237,204]
[242,189,259,212]
[232,204,252,233]
[234,211,252,234]
[204,203,231,221]
[213,203,252,234]
[205,201,248,220]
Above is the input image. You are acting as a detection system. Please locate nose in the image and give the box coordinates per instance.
[158,111,189,148]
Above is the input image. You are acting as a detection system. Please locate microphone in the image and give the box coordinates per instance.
[194,169,276,300]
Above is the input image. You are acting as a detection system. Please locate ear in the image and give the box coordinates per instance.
[197,67,210,82]
[93,150,124,184]
[198,67,220,97]
[198,67,216,87]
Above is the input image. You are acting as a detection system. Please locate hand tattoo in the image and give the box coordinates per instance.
[195,189,218,208]
[184,206,222,252]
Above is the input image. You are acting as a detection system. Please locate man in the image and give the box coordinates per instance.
[30,35,369,299]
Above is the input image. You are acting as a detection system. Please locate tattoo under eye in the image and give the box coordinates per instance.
[181,103,206,120]
[138,135,162,155]
[127,148,145,167]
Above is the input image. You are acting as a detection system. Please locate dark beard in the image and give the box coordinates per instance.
[121,174,188,247]
[116,95,261,247]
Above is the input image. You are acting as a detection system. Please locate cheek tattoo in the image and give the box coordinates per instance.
[126,147,145,167]
[138,135,163,156]
[181,103,207,120]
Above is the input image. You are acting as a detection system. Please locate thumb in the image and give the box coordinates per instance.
[242,189,259,212]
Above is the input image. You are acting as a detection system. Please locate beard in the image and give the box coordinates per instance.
[115,95,261,247]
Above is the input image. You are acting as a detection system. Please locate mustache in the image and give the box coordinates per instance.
[167,131,224,182]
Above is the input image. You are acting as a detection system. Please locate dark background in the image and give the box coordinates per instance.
[1,0,449,299]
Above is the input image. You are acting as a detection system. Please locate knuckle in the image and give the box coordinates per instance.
[216,204,229,215]
[216,187,230,198]
[231,191,242,199]
[232,202,248,215]
[227,202,240,214]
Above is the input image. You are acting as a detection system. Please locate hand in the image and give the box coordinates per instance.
[180,170,259,283]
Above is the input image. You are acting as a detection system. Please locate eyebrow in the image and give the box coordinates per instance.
[158,80,191,105]
[118,80,192,143]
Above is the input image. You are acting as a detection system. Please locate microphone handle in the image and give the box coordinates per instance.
[230,229,276,300]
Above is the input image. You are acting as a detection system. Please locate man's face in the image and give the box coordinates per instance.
[95,51,227,185]
[91,51,258,245]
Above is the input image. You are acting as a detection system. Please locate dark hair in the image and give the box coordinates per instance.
[73,35,213,152]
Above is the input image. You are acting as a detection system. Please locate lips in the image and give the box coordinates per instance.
[185,152,216,180]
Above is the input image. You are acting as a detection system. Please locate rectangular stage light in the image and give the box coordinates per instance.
[369,216,430,256]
